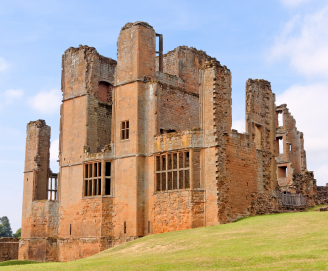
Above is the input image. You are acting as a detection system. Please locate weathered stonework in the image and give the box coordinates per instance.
[20,21,317,262]
[317,184,328,204]
[0,238,19,262]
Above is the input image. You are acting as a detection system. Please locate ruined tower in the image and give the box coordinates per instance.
[19,21,317,262]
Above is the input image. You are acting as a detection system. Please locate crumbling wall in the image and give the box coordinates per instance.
[0,238,19,262]
[317,185,328,204]
[21,20,319,263]
[153,190,205,233]
[157,46,216,94]
[19,238,58,262]
[61,45,116,157]
[203,64,278,223]
[21,120,52,245]
[24,120,51,201]
[275,104,317,205]
[294,171,317,206]
[19,201,59,261]
[159,86,199,133]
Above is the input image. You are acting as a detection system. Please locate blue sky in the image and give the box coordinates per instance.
[1,0,327,231]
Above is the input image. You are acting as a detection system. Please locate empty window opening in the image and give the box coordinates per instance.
[70,224,72,236]
[98,81,113,103]
[105,162,112,196]
[156,33,163,72]
[148,221,150,234]
[155,150,191,192]
[48,173,58,201]
[160,128,176,135]
[278,137,284,154]
[278,112,283,127]
[254,124,262,150]
[124,222,127,234]
[289,144,292,152]
[121,120,129,140]
[84,162,102,197]
[278,166,288,178]
[192,150,201,189]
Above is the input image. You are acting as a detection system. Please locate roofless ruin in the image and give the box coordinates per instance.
[20,21,317,262]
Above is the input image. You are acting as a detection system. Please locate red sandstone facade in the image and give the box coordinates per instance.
[0,238,19,262]
[19,21,317,262]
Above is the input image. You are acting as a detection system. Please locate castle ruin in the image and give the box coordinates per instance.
[19,21,317,262]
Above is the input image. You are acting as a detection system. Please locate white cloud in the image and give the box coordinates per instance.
[276,83,328,185]
[0,57,9,72]
[269,5,328,78]
[0,89,24,110]
[4,89,24,104]
[27,88,61,114]
[232,119,245,133]
[280,0,313,8]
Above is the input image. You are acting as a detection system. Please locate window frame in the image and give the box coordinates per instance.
[155,150,192,192]
[83,160,114,198]
[48,173,58,201]
[121,120,129,140]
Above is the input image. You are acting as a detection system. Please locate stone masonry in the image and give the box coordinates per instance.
[0,238,19,262]
[19,21,317,262]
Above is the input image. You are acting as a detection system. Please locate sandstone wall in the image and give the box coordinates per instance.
[153,190,205,233]
[0,238,19,263]
[22,120,51,241]
[317,185,328,204]
[159,86,199,133]
[275,104,317,204]
[201,63,278,224]
[20,20,317,263]
[157,46,216,94]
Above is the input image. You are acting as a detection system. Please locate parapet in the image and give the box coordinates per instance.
[121,21,154,31]
[27,119,47,128]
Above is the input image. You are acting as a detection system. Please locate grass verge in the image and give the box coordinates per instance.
[3,208,328,270]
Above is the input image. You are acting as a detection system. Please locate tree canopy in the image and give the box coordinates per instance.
[13,228,21,238]
[0,216,13,237]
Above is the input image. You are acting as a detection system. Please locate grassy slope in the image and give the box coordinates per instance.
[3,209,328,271]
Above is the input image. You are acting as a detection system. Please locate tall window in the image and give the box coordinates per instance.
[155,151,190,191]
[121,120,129,140]
[84,162,102,196]
[48,173,58,200]
[105,162,112,195]
[83,161,112,197]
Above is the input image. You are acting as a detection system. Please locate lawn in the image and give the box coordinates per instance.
[2,208,328,270]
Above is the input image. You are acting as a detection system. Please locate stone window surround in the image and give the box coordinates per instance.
[155,150,193,192]
[82,160,113,198]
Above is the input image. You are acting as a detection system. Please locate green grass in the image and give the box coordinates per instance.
[0,260,39,267]
[3,207,328,270]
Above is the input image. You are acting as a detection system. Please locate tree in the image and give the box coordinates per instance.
[0,224,5,236]
[0,216,13,237]
[13,228,21,238]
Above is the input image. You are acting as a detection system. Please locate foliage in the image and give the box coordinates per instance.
[0,223,5,236]
[2,209,328,270]
[13,228,21,239]
[0,216,13,237]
